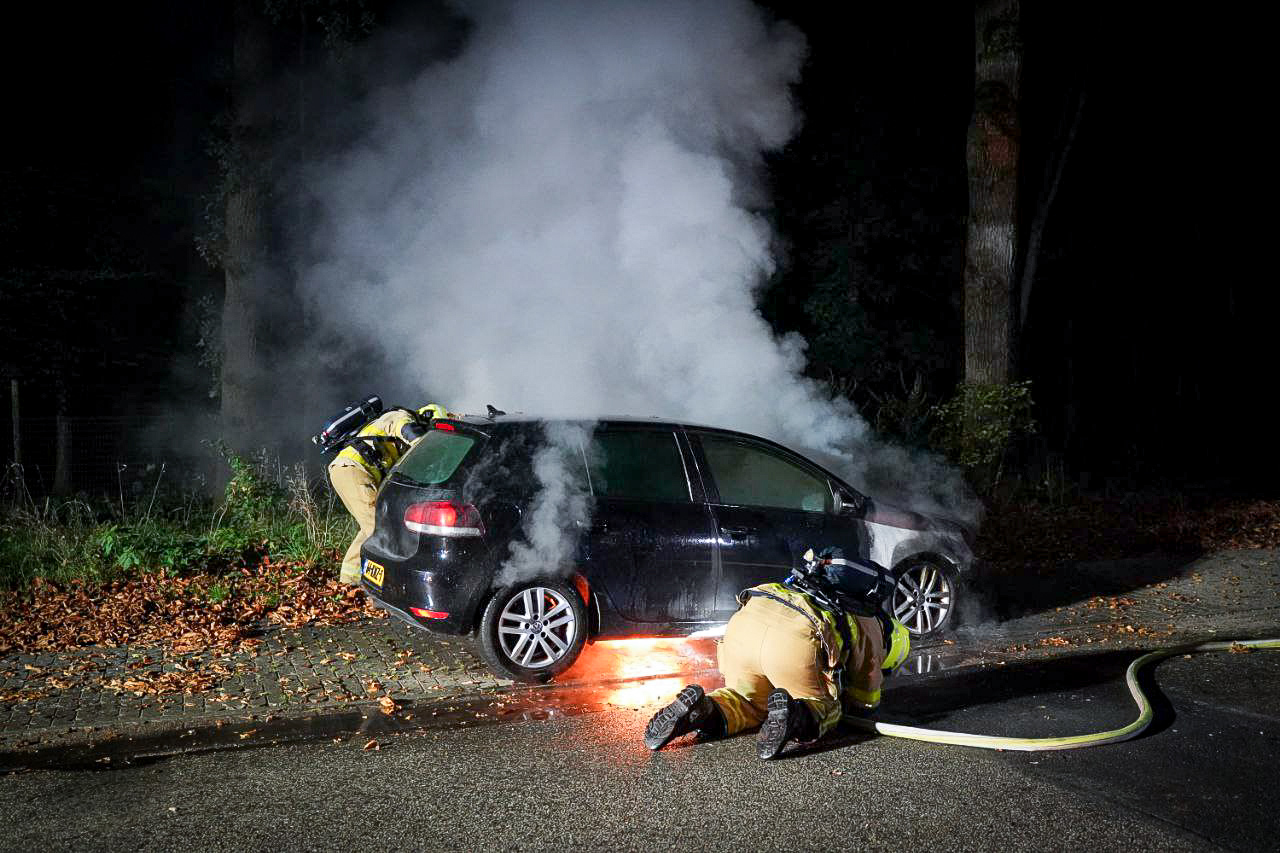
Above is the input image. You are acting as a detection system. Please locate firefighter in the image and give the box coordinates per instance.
[643,547,911,759]
[328,403,449,584]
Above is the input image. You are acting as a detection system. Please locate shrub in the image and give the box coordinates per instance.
[931,381,1037,484]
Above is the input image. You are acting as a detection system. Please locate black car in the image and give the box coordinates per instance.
[360,414,971,682]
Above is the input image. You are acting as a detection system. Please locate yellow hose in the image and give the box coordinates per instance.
[843,637,1280,751]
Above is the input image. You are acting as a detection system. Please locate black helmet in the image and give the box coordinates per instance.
[788,546,896,617]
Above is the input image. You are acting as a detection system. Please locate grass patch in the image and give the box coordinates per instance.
[0,448,353,592]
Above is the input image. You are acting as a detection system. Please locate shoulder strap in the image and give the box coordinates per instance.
[740,588,847,676]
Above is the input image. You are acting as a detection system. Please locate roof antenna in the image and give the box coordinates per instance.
[486,404,506,418]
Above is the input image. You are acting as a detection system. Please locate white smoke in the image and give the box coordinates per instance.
[494,421,594,587]
[295,0,978,526]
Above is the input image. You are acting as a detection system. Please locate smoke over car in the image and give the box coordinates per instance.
[290,0,980,530]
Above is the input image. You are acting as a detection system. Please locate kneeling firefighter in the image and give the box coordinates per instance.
[317,397,451,584]
[644,547,911,759]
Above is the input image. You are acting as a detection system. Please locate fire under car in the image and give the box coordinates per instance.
[359,414,973,682]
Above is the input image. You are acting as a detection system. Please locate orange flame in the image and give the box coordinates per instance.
[567,637,718,709]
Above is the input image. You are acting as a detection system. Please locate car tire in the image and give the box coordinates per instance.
[479,579,588,683]
[888,557,958,637]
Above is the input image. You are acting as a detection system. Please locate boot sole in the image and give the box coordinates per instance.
[756,689,793,760]
[643,685,705,751]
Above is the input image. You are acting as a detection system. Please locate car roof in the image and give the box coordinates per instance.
[446,412,720,430]
[442,412,851,482]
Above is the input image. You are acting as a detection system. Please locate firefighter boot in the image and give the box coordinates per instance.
[643,685,725,750]
[756,688,819,760]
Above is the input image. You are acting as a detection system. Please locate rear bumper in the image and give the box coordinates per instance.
[358,545,488,635]
[359,587,462,633]
[361,580,471,635]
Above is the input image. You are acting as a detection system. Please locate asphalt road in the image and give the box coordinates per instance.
[2,646,1277,852]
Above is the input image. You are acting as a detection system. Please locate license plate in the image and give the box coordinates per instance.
[362,559,385,588]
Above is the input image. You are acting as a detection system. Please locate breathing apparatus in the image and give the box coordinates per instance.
[784,546,908,677]
[788,546,897,618]
[312,394,441,474]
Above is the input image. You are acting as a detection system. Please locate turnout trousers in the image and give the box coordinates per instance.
[328,459,378,584]
[707,594,844,738]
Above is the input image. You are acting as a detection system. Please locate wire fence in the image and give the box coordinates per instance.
[3,414,222,499]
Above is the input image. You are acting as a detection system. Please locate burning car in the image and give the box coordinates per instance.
[360,414,972,682]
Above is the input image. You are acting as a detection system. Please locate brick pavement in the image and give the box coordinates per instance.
[1,548,1277,753]
[0,616,512,750]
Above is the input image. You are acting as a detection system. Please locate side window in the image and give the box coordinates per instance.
[589,430,691,503]
[699,434,832,513]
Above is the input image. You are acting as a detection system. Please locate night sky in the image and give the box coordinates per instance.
[1,2,1269,490]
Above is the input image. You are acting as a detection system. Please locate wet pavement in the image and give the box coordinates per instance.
[1,644,1276,851]
[1,548,1278,850]
[0,548,1276,768]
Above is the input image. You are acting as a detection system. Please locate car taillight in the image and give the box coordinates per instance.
[404,500,484,537]
[434,422,456,431]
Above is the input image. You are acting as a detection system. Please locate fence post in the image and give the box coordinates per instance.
[54,414,72,495]
[9,379,18,466]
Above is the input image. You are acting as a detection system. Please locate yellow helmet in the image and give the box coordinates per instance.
[418,403,448,420]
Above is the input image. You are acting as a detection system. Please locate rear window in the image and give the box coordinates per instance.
[396,430,477,484]
[589,430,690,503]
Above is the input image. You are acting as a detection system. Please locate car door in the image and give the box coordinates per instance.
[581,426,718,624]
[690,431,835,616]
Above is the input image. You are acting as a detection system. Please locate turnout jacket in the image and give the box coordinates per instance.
[738,582,893,712]
[330,409,420,484]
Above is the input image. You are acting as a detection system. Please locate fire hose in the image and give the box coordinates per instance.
[842,637,1280,751]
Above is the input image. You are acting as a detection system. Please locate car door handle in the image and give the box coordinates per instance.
[720,525,754,540]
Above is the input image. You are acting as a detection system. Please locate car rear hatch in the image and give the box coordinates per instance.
[361,419,536,626]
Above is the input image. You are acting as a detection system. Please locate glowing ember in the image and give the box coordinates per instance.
[607,676,685,710]
[589,638,697,680]
[565,637,718,709]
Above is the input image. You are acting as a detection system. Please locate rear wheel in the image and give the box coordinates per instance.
[479,579,587,683]
[890,558,957,637]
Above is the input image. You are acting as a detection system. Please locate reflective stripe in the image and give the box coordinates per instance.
[707,688,764,736]
[798,695,845,738]
[335,410,416,482]
[845,685,881,709]
[883,618,911,672]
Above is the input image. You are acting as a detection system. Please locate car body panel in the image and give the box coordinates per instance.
[360,414,972,644]
[580,496,719,623]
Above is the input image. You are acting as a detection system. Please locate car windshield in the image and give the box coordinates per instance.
[396,430,477,484]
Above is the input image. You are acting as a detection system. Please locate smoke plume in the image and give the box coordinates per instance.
[293,0,979,526]
[494,421,594,587]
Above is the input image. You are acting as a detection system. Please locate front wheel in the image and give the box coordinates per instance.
[479,579,588,683]
[889,558,957,637]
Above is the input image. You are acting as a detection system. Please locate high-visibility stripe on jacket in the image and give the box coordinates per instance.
[333,409,418,484]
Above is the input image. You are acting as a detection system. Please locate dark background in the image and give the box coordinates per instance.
[0,2,1268,495]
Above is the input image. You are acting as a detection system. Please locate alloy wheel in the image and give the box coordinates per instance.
[496,586,579,669]
[892,562,953,636]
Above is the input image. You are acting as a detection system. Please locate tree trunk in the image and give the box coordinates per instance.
[963,0,1023,386]
[221,0,273,448]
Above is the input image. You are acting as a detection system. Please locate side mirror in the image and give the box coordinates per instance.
[836,488,865,516]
